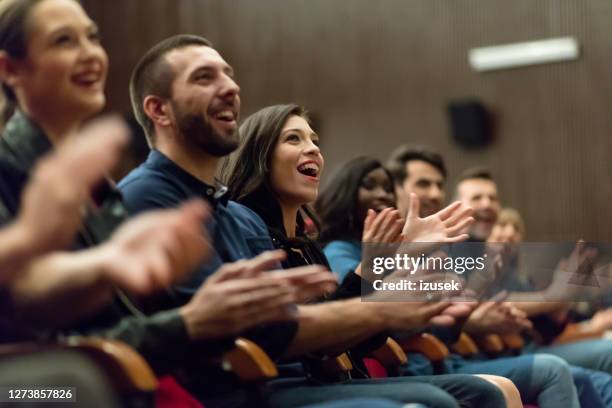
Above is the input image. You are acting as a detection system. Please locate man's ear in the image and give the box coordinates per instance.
[143,95,172,129]
[0,51,21,90]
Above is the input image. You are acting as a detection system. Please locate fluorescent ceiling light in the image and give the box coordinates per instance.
[469,37,579,72]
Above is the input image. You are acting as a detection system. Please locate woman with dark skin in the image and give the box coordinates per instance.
[317,157,396,283]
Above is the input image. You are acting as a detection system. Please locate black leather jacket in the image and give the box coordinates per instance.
[0,110,229,374]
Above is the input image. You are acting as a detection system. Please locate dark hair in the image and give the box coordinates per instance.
[129,34,213,146]
[225,103,317,236]
[386,145,447,185]
[316,156,394,243]
[0,0,43,123]
[456,166,494,184]
[454,166,495,200]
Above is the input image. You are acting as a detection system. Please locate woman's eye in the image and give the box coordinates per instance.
[54,34,73,45]
[360,180,375,190]
[286,134,300,142]
[312,138,320,146]
[89,31,102,43]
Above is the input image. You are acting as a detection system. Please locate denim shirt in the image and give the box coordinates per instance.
[119,149,299,359]
[119,150,275,298]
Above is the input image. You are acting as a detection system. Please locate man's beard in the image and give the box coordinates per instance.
[420,201,441,218]
[173,103,239,157]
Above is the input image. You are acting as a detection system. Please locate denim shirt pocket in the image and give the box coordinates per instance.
[245,236,277,257]
[244,236,286,270]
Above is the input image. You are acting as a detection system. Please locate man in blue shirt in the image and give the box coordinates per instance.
[120,34,508,408]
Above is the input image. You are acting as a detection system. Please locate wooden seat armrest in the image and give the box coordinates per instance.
[397,333,449,362]
[367,338,407,369]
[334,353,354,372]
[473,334,505,354]
[309,352,353,374]
[554,323,604,345]
[452,332,479,357]
[0,338,158,393]
[64,337,158,392]
[501,333,525,350]
[300,352,353,380]
[222,338,278,381]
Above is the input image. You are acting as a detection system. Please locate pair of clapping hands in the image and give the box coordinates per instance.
[362,193,474,245]
[4,115,210,293]
[458,242,599,337]
[4,115,337,337]
[358,196,479,329]
[358,198,531,332]
[359,193,475,280]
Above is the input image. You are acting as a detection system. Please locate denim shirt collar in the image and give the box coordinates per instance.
[145,149,229,206]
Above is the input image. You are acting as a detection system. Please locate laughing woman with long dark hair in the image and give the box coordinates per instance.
[224,103,525,408]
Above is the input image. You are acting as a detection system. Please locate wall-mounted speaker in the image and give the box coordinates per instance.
[447,100,492,148]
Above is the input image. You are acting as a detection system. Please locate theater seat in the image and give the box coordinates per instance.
[156,376,204,408]
[362,358,388,378]
[362,338,408,378]
[396,333,449,361]
[64,337,157,393]
[222,338,278,380]
[0,338,157,407]
[305,352,354,381]
[452,332,479,357]
[454,332,522,356]
[369,336,525,408]
[472,334,505,355]
[501,333,525,352]
[0,336,283,407]
[368,338,408,369]
[554,323,604,345]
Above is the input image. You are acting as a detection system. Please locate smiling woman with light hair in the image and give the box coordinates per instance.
[489,207,526,244]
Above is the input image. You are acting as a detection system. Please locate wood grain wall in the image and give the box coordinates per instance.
[82,0,612,241]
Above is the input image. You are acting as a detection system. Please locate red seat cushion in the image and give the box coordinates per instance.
[156,376,204,408]
[363,358,388,378]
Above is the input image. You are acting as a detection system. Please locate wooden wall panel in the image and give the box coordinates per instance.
[82,0,612,241]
